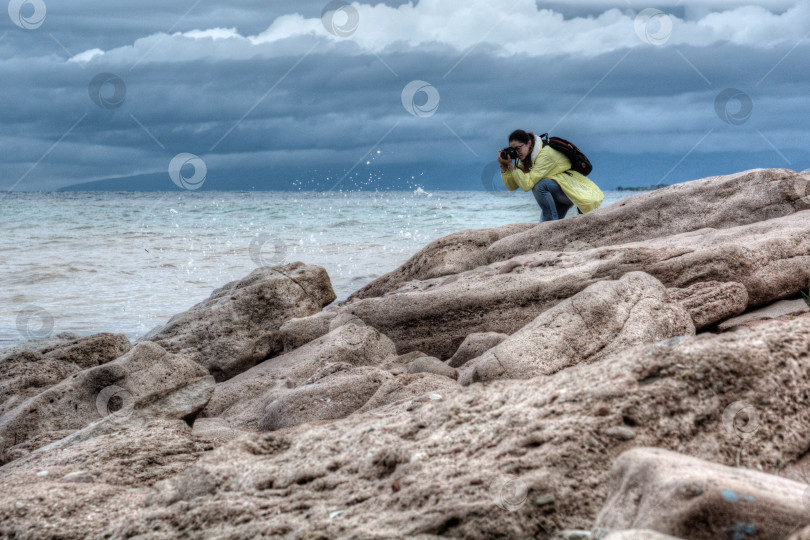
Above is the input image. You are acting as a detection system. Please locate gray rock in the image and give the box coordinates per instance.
[0,332,131,416]
[406,356,458,380]
[258,366,392,431]
[447,332,509,368]
[0,341,214,455]
[278,309,338,351]
[141,262,336,381]
[459,272,694,384]
[199,323,398,430]
[667,281,748,330]
[595,447,810,539]
[339,209,810,359]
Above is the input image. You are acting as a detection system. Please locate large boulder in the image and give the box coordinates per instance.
[199,323,398,430]
[141,262,336,381]
[0,341,214,460]
[0,332,131,416]
[459,272,694,384]
[98,316,810,538]
[594,448,810,539]
[351,168,809,299]
[338,210,810,359]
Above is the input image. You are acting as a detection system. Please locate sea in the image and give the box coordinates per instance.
[0,189,635,349]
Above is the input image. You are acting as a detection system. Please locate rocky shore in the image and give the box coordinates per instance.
[3,168,810,538]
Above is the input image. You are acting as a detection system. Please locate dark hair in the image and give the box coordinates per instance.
[508,129,536,172]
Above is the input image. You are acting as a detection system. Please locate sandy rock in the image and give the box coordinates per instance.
[278,308,338,351]
[97,316,810,538]
[349,222,536,300]
[199,323,398,430]
[338,210,810,359]
[594,448,810,539]
[351,169,808,300]
[0,332,131,416]
[459,272,694,384]
[259,365,393,431]
[718,298,810,331]
[0,341,213,458]
[141,262,336,381]
[355,373,460,414]
[407,356,458,380]
[667,281,748,330]
[378,350,430,374]
[191,418,249,445]
[602,532,683,540]
[0,418,210,539]
[447,332,509,368]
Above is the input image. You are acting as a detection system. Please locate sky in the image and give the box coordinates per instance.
[1,0,809,191]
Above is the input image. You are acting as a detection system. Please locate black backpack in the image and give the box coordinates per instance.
[540,133,593,176]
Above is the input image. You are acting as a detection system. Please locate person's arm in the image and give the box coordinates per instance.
[500,166,519,191]
[507,149,565,191]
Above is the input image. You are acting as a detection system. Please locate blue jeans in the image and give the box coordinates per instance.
[532,177,573,222]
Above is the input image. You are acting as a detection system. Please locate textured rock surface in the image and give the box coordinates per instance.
[338,210,810,359]
[407,356,458,380]
[447,332,509,368]
[199,323,398,430]
[594,448,810,539]
[352,169,809,299]
[0,341,213,460]
[278,308,338,351]
[0,419,210,539]
[65,317,810,538]
[258,365,393,431]
[459,272,694,384]
[667,281,749,330]
[0,332,131,416]
[141,262,336,381]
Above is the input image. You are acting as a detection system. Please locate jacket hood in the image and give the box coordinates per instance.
[530,133,543,163]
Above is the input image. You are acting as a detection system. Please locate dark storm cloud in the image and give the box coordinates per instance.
[2,0,809,191]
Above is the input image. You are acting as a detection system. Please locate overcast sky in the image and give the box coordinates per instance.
[1,0,808,191]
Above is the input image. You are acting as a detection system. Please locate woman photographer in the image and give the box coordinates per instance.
[497,129,603,222]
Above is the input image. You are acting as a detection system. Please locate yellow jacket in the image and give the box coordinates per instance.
[500,135,604,213]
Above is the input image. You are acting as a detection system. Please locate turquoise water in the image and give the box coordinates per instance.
[0,189,634,348]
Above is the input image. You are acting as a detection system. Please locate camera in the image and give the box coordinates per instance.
[500,147,518,160]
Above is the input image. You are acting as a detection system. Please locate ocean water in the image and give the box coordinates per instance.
[1,189,635,349]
